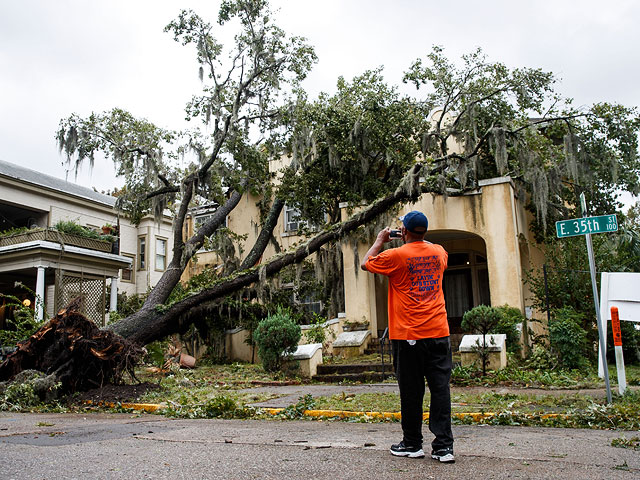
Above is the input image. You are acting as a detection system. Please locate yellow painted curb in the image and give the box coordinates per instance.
[84,401,569,421]
[266,408,569,421]
[84,400,165,413]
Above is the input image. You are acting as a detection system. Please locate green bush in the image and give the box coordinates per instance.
[462,305,501,335]
[253,307,301,372]
[549,306,590,370]
[462,305,502,375]
[0,292,43,347]
[524,345,555,370]
[0,226,30,238]
[492,305,524,354]
[304,314,326,344]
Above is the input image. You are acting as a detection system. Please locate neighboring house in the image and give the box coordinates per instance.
[0,159,173,327]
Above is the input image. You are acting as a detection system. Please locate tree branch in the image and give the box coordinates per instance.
[145,185,180,200]
[239,197,286,270]
[141,177,196,308]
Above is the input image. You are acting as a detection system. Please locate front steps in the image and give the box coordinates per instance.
[313,359,395,383]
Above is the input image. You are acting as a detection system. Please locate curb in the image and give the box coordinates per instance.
[264,408,565,421]
[84,400,165,413]
[84,401,566,421]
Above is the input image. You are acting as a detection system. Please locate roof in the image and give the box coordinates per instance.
[0,158,116,207]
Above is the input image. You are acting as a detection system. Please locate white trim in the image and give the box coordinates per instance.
[0,240,132,264]
[478,176,514,188]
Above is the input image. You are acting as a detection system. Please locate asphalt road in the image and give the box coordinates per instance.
[1,412,639,479]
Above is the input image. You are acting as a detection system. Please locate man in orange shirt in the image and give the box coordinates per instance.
[361,211,454,463]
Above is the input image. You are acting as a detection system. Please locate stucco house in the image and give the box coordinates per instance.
[0,159,173,327]
[183,164,544,354]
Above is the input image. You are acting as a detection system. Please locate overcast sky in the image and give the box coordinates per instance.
[1,0,639,205]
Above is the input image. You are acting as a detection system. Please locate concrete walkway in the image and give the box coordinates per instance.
[238,382,626,408]
[2,412,638,479]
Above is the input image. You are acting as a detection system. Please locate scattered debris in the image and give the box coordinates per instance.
[163,344,196,370]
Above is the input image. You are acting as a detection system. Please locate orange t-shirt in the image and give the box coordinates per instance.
[365,241,449,340]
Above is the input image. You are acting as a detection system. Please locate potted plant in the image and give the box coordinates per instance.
[101,224,115,235]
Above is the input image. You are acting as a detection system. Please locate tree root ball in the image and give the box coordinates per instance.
[0,299,143,394]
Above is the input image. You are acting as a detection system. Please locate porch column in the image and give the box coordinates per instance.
[35,266,45,321]
[109,277,118,312]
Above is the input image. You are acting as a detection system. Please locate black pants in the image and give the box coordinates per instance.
[392,337,453,451]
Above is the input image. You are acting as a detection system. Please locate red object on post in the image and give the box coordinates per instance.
[611,306,622,347]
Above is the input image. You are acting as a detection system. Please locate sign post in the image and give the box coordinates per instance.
[555,193,614,403]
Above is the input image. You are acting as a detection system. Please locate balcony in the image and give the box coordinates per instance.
[0,228,113,253]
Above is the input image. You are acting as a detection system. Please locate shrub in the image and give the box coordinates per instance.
[54,220,114,242]
[0,292,44,347]
[253,307,301,372]
[304,314,326,344]
[0,226,30,238]
[462,305,501,336]
[492,305,524,355]
[524,345,555,370]
[549,306,590,370]
[462,305,502,375]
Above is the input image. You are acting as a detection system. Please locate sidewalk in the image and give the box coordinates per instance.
[2,412,638,479]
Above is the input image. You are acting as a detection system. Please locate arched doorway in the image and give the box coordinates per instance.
[425,231,490,344]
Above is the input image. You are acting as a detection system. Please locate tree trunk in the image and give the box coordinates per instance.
[142,188,244,308]
[240,197,285,270]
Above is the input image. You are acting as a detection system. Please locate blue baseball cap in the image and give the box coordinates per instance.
[400,210,428,234]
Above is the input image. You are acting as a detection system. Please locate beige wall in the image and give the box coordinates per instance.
[125,218,174,296]
[183,188,318,281]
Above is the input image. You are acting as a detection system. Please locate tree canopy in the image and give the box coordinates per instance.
[403,46,640,231]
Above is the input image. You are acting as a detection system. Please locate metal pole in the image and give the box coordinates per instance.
[581,193,612,403]
[543,264,551,325]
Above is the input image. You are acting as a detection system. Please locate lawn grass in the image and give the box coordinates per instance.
[313,391,602,415]
[135,363,293,406]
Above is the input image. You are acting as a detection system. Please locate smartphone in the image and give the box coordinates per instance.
[389,229,402,238]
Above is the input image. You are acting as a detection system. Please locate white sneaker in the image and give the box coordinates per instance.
[431,448,455,463]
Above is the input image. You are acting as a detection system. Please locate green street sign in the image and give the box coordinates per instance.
[556,214,618,238]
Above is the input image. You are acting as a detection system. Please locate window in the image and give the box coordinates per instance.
[194,213,227,251]
[296,292,323,315]
[443,249,491,334]
[284,205,302,232]
[138,237,146,270]
[121,254,135,283]
[155,238,167,271]
[195,213,224,230]
[283,205,327,233]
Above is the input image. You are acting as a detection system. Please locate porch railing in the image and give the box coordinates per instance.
[0,228,112,253]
